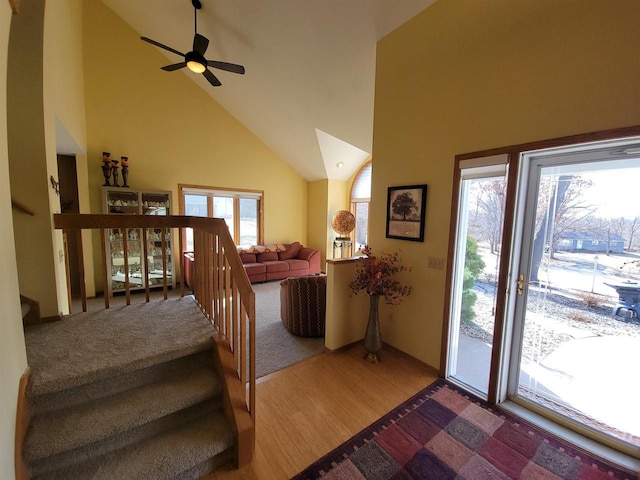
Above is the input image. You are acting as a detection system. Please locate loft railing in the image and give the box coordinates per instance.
[53,213,256,466]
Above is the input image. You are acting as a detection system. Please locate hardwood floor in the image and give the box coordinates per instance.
[207,344,438,480]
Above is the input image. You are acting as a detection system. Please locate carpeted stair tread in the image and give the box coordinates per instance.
[32,409,235,480]
[25,296,214,396]
[29,400,222,477]
[25,362,222,461]
[30,350,214,415]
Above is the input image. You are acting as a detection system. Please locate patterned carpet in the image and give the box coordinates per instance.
[293,379,638,480]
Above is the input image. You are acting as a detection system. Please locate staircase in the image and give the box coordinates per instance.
[22,296,236,479]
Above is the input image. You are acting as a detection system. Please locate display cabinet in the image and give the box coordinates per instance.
[102,188,174,295]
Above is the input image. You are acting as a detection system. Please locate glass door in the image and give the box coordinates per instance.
[105,189,142,294]
[508,141,640,454]
[142,192,172,288]
[447,156,508,397]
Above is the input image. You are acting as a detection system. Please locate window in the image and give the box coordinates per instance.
[350,161,372,250]
[179,185,263,251]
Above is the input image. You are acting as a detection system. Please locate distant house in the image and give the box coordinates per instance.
[556,231,625,253]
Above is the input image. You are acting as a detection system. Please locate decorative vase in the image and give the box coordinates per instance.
[101,163,111,186]
[121,156,129,188]
[110,161,120,187]
[364,294,383,363]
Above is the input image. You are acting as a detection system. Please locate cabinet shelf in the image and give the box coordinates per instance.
[102,187,175,296]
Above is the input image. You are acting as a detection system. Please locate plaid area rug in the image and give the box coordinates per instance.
[292,378,638,480]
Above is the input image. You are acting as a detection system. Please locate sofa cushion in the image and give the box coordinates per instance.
[262,260,290,273]
[257,252,279,262]
[243,263,266,276]
[240,252,257,264]
[286,259,309,271]
[279,241,301,260]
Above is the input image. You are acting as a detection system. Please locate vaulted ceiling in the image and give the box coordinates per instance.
[102,0,436,181]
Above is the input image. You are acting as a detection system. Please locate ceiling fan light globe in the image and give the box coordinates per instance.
[187,60,206,73]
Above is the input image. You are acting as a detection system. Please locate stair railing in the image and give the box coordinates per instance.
[53,213,256,466]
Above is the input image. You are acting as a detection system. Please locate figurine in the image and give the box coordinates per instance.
[101,152,112,186]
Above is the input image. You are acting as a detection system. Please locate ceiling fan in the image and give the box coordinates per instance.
[141,0,245,87]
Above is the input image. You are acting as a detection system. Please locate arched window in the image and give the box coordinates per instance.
[350,161,371,250]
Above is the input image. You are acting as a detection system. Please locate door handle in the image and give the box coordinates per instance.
[517,274,526,296]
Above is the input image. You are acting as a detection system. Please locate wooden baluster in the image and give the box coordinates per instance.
[232,281,238,362]
[142,228,150,303]
[209,233,215,323]
[75,229,87,313]
[101,229,110,309]
[63,231,72,314]
[240,300,247,386]
[179,227,185,298]
[225,255,231,339]
[161,228,168,300]
[123,228,131,306]
[249,293,256,420]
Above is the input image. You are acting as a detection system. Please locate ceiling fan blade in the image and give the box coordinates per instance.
[161,62,187,72]
[193,33,209,56]
[207,60,245,75]
[141,37,185,58]
[203,69,222,87]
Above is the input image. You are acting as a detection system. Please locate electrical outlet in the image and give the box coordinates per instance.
[427,256,444,270]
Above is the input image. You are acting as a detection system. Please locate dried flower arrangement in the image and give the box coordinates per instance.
[349,245,412,306]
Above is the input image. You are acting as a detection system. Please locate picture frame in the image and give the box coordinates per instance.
[386,184,427,242]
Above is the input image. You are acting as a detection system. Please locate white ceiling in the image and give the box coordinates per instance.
[102,0,436,181]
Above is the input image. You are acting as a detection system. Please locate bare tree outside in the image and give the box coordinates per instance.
[468,180,506,254]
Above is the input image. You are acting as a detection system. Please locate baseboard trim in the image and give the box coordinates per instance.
[325,341,440,377]
[324,339,360,354]
[383,342,441,377]
[15,367,30,480]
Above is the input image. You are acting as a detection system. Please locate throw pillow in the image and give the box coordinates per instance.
[278,241,301,260]
[257,252,279,262]
[239,252,257,264]
[297,247,315,261]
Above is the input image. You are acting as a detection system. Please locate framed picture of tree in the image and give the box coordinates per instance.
[386,184,427,242]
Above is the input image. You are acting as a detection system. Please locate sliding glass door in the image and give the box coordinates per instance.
[447,132,640,458]
[508,142,640,454]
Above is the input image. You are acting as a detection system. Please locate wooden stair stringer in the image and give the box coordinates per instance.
[212,332,255,469]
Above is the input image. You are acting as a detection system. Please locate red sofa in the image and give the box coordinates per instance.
[238,242,321,283]
[183,241,321,287]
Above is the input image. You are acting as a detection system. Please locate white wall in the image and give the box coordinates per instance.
[0,2,29,477]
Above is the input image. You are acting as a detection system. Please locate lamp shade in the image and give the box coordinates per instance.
[331,210,356,236]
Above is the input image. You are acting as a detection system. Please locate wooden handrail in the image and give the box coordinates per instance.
[53,213,256,466]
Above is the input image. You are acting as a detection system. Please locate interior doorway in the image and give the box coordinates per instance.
[57,154,81,297]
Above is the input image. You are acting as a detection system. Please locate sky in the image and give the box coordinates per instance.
[580,168,640,220]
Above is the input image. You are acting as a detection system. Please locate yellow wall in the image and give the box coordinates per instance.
[44,0,93,306]
[83,0,307,290]
[307,178,349,268]
[327,178,348,255]
[325,259,369,350]
[307,180,328,267]
[7,0,62,317]
[6,0,88,317]
[0,2,28,476]
[372,0,640,368]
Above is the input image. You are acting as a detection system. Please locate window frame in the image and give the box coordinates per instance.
[178,184,264,251]
[349,160,372,250]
